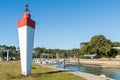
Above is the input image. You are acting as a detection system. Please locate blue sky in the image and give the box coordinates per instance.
[0,0,120,49]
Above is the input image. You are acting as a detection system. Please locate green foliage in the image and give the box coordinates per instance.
[80,35,119,58]
[111,42,120,47]
[33,47,80,58]
[0,45,18,61]
[0,45,81,60]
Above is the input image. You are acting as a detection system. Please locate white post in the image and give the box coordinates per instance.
[7,50,9,61]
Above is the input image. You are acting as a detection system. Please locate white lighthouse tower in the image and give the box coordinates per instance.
[18,4,35,75]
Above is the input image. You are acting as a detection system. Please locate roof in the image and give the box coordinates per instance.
[84,54,97,57]
[112,47,120,49]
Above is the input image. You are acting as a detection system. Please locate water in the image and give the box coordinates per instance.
[57,64,120,80]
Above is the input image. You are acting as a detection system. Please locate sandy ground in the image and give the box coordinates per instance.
[69,58,120,68]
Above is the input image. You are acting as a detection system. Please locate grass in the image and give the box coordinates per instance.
[0,61,86,80]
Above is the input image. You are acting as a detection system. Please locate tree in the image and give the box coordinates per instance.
[0,45,18,60]
[80,35,118,58]
[80,42,89,47]
[111,42,120,47]
[33,47,41,58]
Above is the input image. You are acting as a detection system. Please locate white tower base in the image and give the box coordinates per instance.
[18,26,34,75]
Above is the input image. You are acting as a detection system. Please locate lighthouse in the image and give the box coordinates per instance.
[18,4,35,75]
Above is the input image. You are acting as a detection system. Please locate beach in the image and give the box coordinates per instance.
[69,58,120,68]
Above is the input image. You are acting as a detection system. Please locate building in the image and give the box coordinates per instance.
[84,54,98,59]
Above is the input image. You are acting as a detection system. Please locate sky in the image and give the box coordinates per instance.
[0,0,120,49]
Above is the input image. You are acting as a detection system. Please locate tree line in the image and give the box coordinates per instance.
[0,45,80,60]
[0,35,120,60]
[33,47,80,59]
